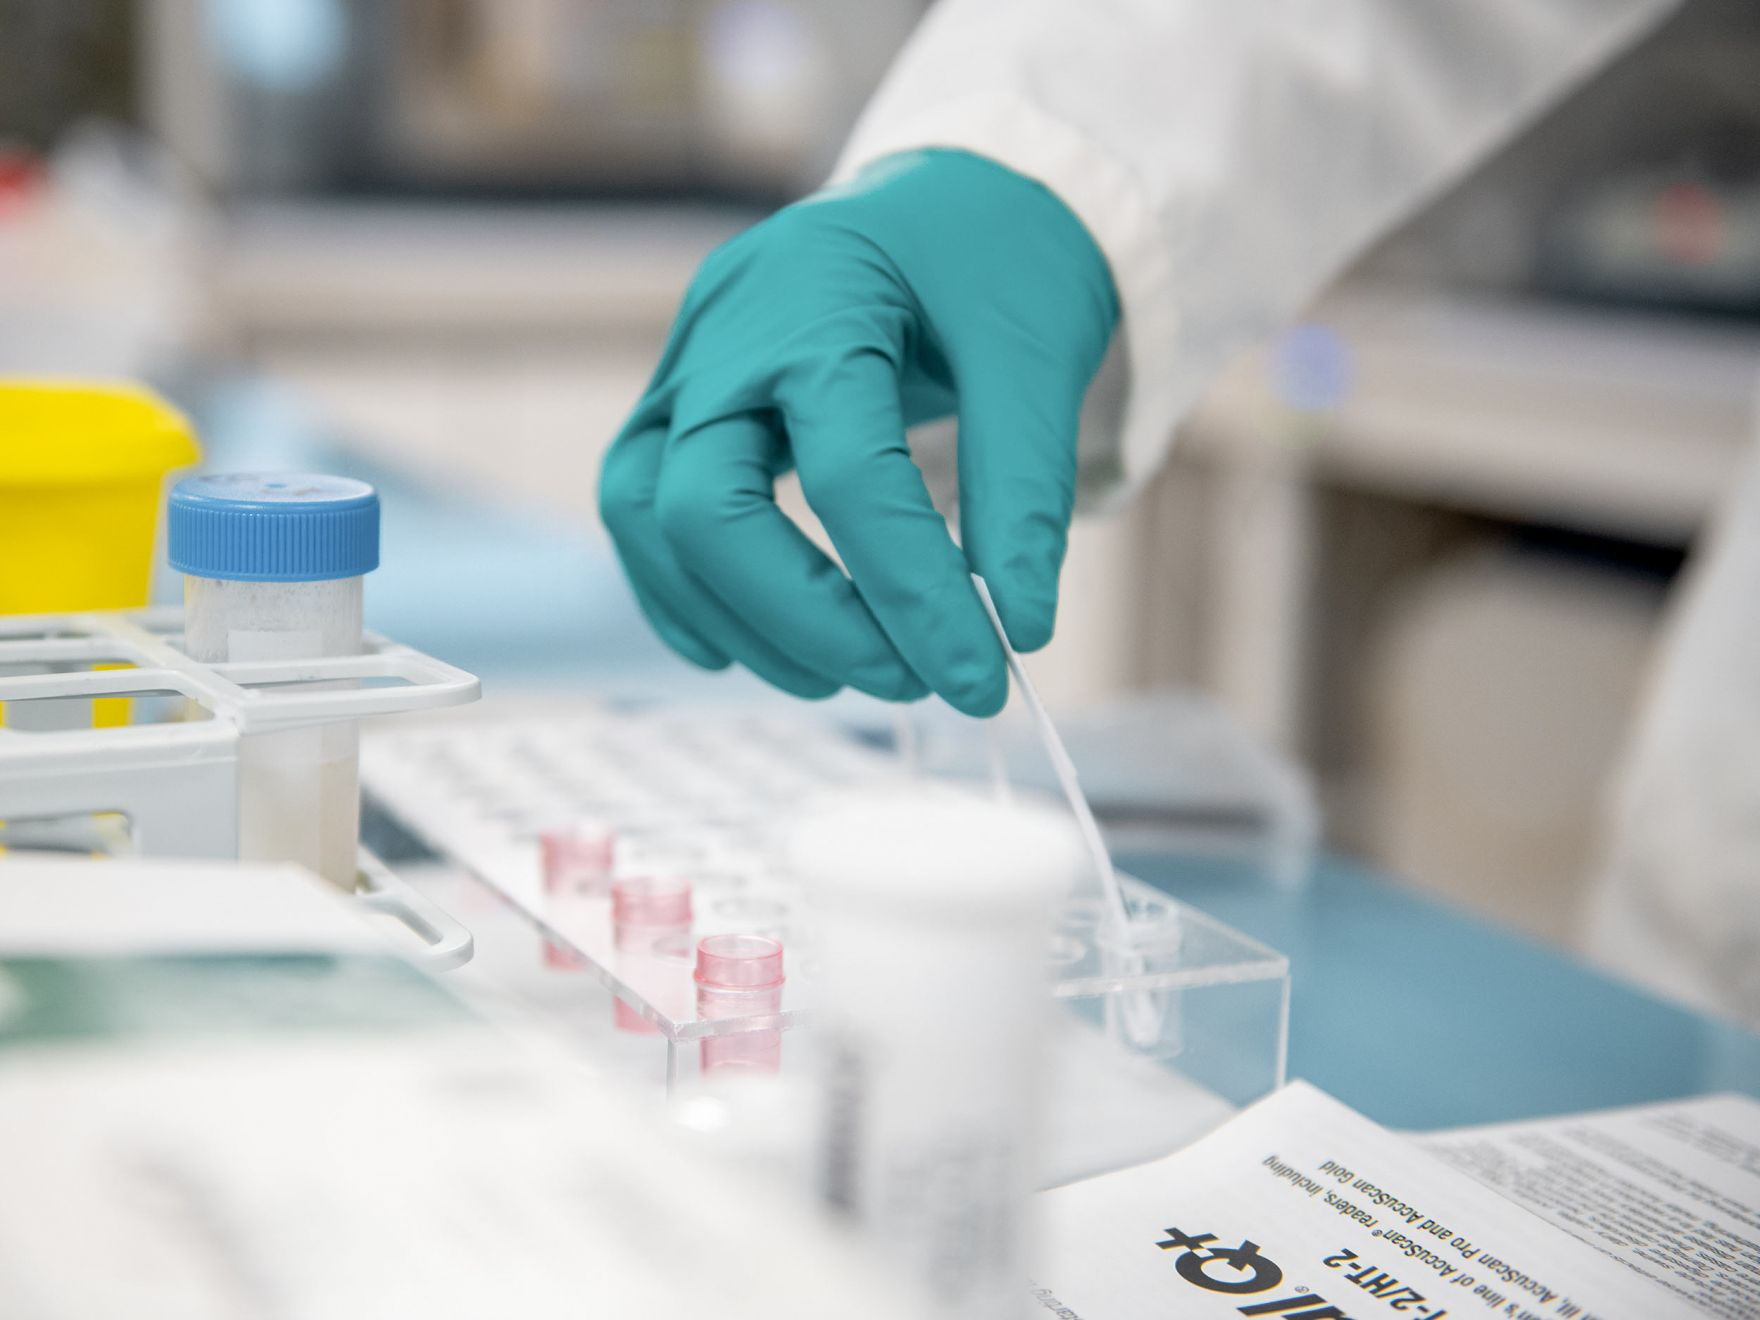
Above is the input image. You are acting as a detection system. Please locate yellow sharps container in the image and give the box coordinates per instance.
[0,382,200,614]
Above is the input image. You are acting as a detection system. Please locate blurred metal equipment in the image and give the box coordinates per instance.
[1539,162,1760,314]
[141,0,925,200]
[0,0,135,153]
[1363,0,1760,316]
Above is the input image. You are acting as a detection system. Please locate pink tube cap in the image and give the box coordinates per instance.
[611,875,693,928]
[695,933,785,989]
[540,821,615,894]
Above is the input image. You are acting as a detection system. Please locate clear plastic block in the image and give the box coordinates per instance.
[363,706,1289,1174]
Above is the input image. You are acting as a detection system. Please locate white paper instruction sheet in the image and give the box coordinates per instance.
[1033,1081,1700,1320]
[1419,1093,1760,1319]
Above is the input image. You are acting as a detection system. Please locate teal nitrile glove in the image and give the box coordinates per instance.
[598,148,1119,717]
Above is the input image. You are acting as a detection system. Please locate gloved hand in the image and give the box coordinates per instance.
[599,148,1118,716]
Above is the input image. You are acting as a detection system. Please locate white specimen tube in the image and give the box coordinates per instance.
[170,473,379,887]
[183,577,363,885]
[789,788,1083,1320]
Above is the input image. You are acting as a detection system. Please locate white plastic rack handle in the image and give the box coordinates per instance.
[0,609,478,732]
[357,851,475,970]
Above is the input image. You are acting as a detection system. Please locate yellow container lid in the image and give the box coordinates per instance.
[0,381,200,487]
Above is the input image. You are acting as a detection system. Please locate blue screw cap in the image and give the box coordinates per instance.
[168,473,380,582]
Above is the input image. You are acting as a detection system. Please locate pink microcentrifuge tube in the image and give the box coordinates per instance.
[540,820,616,896]
[539,820,616,970]
[695,933,785,1073]
[610,875,693,1034]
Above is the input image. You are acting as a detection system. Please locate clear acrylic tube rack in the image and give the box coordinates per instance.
[362,705,1291,1163]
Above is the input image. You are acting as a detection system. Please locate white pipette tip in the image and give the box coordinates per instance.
[969,575,1128,930]
[970,574,1164,1046]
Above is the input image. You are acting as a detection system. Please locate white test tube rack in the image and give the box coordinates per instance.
[0,607,482,965]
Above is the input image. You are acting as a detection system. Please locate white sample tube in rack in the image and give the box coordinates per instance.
[170,473,379,887]
[789,788,1084,1320]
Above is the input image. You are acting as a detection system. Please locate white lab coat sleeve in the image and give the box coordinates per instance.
[833,0,1676,505]
[1586,397,1760,1025]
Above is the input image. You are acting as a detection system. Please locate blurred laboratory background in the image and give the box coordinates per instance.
[5,0,1760,979]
